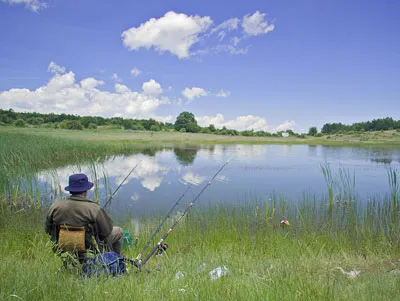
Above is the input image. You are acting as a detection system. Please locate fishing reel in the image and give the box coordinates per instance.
[157,243,169,255]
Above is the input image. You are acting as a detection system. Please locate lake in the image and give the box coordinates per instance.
[37,144,400,219]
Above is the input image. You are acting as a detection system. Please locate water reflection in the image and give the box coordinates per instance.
[37,144,400,219]
[173,146,199,166]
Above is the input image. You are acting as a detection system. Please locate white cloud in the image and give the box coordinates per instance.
[111,73,122,82]
[142,79,162,96]
[122,10,274,59]
[2,0,47,12]
[273,120,296,132]
[216,90,230,98]
[224,115,268,131]
[152,115,173,123]
[130,68,142,77]
[182,171,205,186]
[182,87,208,100]
[0,62,169,119]
[80,78,104,90]
[242,11,275,36]
[122,11,213,59]
[197,114,296,132]
[196,114,268,131]
[210,18,240,41]
[115,83,131,94]
[48,61,66,74]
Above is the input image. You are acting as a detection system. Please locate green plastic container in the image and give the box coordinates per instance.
[123,230,133,249]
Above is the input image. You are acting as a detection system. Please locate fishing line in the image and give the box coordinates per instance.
[103,160,141,209]
[136,184,193,260]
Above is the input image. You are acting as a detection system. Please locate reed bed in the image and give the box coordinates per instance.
[1,127,399,300]
[1,190,399,300]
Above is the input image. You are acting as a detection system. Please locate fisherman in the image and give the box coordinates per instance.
[45,173,123,254]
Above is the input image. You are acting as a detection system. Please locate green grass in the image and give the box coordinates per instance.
[2,126,400,147]
[1,196,399,301]
[1,126,400,300]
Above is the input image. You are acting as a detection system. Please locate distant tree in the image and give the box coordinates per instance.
[150,124,161,131]
[174,112,199,133]
[286,129,296,136]
[208,124,216,132]
[308,127,318,136]
[133,124,145,131]
[122,119,134,130]
[201,127,212,134]
[60,120,83,130]
[26,117,44,125]
[14,119,26,127]
[88,123,97,129]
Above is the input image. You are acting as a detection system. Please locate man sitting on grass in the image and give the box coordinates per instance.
[45,173,123,254]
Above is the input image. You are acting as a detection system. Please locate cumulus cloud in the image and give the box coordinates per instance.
[142,79,163,96]
[196,114,268,131]
[111,73,122,82]
[48,61,66,74]
[122,11,213,59]
[273,120,296,132]
[216,90,230,98]
[196,113,296,132]
[182,87,208,100]
[130,68,142,77]
[2,0,47,12]
[114,83,131,94]
[242,11,275,36]
[0,62,169,119]
[122,10,274,59]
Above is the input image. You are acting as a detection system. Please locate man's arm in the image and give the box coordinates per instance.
[44,207,54,235]
[95,208,114,241]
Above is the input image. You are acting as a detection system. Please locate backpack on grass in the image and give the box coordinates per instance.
[82,252,126,277]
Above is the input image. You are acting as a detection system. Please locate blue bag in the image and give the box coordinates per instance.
[82,252,126,277]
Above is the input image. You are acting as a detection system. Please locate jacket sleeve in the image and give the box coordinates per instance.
[95,208,114,241]
[45,207,54,235]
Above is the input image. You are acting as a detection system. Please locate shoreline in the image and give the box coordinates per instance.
[1,126,400,147]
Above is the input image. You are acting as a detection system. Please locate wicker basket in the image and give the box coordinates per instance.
[58,225,86,252]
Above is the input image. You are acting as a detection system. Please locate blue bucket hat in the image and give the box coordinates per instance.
[65,173,94,192]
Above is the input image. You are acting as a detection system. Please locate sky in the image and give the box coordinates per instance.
[0,0,399,133]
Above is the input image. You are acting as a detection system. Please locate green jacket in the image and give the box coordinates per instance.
[45,195,113,242]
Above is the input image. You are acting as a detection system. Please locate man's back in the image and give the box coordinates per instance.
[46,195,113,241]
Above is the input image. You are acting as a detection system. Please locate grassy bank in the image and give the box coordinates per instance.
[1,125,399,300]
[1,197,399,300]
[2,126,400,147]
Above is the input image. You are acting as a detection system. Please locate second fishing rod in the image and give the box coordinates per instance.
[132,156,234,270]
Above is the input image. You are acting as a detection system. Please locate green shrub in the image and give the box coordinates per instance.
[59,120,83,130]
[14,119,26,127]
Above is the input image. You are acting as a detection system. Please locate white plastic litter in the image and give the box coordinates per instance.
[197,263,207,272]
[390,269,400,276]
[334,267,360,278]
[175,271,184,279]
[209,266,229,280]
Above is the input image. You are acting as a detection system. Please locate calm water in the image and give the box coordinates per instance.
[38,144,400,219]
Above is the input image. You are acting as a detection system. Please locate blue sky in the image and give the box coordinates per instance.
[0,0,399,133]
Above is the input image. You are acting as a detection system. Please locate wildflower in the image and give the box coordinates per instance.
[280,219,290,226]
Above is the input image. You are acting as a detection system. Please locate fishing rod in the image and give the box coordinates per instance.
[134,156,234,270]
[135,184,192,261]
[103,160,141,209]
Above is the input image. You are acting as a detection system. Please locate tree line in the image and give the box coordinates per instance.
[1,108,398,137]
[320,117,400,134]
